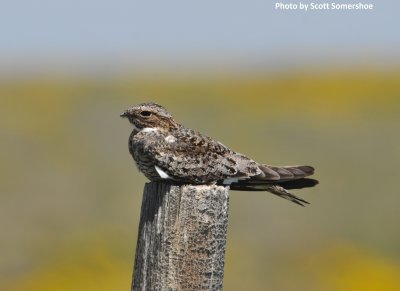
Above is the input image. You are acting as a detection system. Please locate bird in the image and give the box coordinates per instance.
[121,102,318,206]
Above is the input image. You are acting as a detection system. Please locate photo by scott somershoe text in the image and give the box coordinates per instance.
[275,2,374,11]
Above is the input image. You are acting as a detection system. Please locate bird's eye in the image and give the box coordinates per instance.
[140,111,152,117]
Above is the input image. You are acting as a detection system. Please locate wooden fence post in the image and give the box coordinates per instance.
[132,182,230,291]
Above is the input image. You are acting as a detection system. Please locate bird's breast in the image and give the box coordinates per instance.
[129,130,170,181]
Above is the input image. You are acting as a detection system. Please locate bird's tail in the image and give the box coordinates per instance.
[229,165,318,206]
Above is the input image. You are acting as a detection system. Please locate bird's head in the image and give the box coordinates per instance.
[120,102,178,132]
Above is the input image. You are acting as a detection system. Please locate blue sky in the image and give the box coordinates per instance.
[1,1,399,66]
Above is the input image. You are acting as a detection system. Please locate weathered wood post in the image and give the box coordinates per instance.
[132,182,230,291]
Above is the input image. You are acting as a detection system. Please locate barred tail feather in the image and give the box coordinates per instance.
[257,165,315,181]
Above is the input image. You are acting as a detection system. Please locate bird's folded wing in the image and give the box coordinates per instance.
[145,128,261,183]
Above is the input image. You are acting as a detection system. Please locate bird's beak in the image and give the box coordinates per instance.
[120,111,128,118]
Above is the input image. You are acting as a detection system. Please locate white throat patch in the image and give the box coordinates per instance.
[141,127,158,133]
[132,123,158,133]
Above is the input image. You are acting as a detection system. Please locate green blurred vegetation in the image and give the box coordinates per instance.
[1,67,400,290]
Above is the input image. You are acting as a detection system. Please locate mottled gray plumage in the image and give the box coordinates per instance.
[121,102,318,206]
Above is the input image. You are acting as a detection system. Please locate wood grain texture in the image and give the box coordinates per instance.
[132,182,230,291]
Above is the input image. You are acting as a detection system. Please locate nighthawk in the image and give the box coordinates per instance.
[121,102,318,206]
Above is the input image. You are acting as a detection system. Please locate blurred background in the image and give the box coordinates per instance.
[1,1,400,290]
